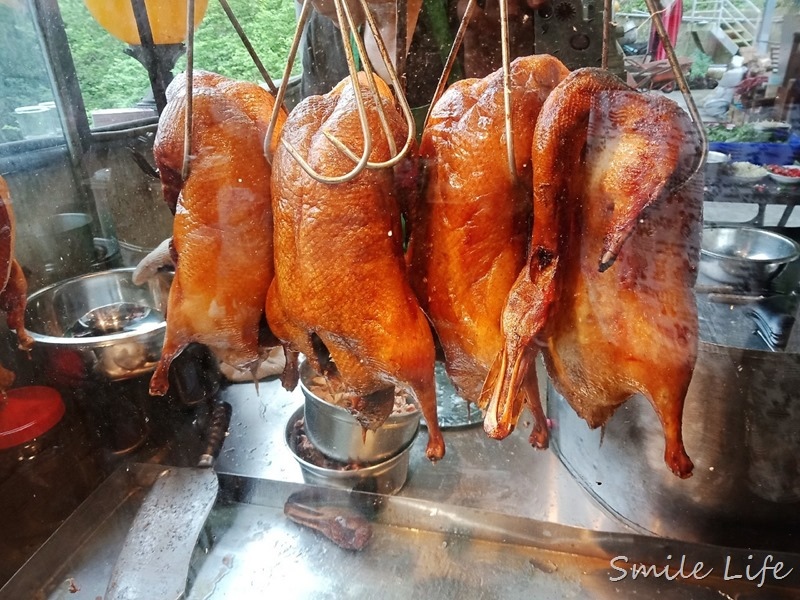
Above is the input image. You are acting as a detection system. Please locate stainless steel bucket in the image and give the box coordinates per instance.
[547,297,800,549]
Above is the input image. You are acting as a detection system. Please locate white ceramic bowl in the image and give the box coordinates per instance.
[766,165,800,185]
[726,161,768,184]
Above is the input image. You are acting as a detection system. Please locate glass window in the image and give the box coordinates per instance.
[59,0,300,128]
[2,0,800,596]
[0,1,59,143]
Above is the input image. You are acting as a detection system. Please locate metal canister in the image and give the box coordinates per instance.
[548,296,800,550]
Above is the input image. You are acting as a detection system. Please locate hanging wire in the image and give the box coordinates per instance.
[217,0,277,93]
[422,0,517,183]
[602,0,613,69]
[498,0,516,185]
[642,0,708,174]
[181,0,196,181]
[264,0,416,184]
[422,0,478,131]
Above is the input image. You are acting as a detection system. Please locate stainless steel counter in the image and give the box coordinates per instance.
[3,375,799,599]
[214,376,628,534]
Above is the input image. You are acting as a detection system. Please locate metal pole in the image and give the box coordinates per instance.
[182,0,195,181]
[28,0,92,157]
[755,0,776,55]
[130,0,171,114]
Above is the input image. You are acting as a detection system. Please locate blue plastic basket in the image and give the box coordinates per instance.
[708,141,797,166]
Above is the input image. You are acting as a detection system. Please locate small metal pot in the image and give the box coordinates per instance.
[700,227,800,289]
[285,407,413,495]
[25,268,171,384]
[299,360,420,464]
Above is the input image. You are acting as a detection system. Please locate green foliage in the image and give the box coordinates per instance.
[60,0,150,117]
[58,0,300,121]
[175,0,302,82]
[689,50,712,79]
[706,123,772,142]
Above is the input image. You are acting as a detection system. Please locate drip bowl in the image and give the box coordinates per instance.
[299,360,420,464]
[285,407,413,495]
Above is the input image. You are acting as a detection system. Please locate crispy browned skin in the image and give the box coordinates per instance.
[409,55,568,409]
[267,73,445,461]
[149,72,286,395]
[0,176,33,390]
[482,69,702,478]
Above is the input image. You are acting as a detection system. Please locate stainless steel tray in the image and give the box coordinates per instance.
[2,463,798,599]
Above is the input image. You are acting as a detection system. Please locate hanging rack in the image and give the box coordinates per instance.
[176,0,707,187]
[421,0,708,188]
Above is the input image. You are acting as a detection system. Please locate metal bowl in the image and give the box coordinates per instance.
[285,406,413,495]
[25,268,172,383]
[547,337,800,548]
[700,227,800,288]
[299,360,420,464]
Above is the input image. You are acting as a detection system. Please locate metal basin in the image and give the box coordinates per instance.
[548,297,800,549]
[25,268,171,383]
[299,360,420,464]
[700,226,800,288]
[285,407,413,495]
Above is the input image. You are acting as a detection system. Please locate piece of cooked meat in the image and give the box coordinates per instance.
[267,72,445,461]
[149,71,287,395]
[481,68,702,478]
[408,54,568,411]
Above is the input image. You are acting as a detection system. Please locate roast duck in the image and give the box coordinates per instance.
[267,73,446,461]
[465,68,703,478]
[408,55,569,428]
[0,176,33,391]
[149,71,287,395]
[150,60,700,476]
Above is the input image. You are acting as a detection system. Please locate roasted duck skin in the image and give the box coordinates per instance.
[483,69,702,478]
[409,55,568,411]
[0,176,33,390]
[149,72,286,395]
[267,73,445,461]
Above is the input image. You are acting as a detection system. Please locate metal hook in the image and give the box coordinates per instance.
[602,0,613,70]
[181,0,196,181]
[641,0,708,179]
[217,0,277,94]
[263,0,371,183]
[264,0,416,184]
[264,0,312,164]
[498,0,516,185]
[422,0,478,132]
[322,0,419,171]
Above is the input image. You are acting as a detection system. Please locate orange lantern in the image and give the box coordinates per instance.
[83,0,209,45]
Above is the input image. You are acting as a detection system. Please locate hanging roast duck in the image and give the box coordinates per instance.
[149,71,287,395]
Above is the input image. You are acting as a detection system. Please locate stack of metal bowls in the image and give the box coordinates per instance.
[285,360,420,495]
